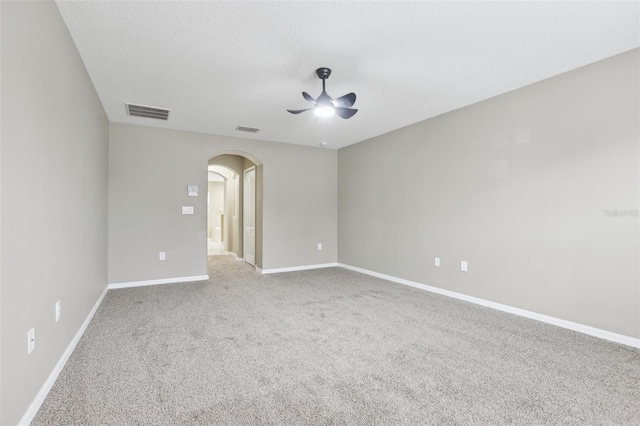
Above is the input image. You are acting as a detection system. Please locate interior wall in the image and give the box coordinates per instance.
[338,49,640,339]
[108,123,338,283]
[0,1,3,422]
[0,2,109,424]
[0,0,3,421]
[255,165,264,268]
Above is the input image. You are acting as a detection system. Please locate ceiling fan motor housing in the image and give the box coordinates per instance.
[316,67,332,79]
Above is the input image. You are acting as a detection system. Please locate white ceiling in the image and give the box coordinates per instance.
[56,1,639,149]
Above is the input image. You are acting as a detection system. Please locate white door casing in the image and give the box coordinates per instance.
[243,167,256,266]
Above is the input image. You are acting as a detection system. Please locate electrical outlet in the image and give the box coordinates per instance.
[435,257,440,267]
[181,206,194,215]
[159,252,166,261]
[55,300,61,322]
[27,328,35,354]
[461,261,468,272]
[317,243,322,250]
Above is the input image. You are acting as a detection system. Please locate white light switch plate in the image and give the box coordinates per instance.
[435,257,440,267]
[55,300,61,322]
[461,261,468,272]
[182,206,194,215]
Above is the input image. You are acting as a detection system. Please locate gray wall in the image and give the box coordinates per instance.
[339,49,639,339]
[0,1,109,424]
[109,123,337,283]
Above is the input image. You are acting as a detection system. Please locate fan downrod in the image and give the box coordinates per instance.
[316,67,332,80]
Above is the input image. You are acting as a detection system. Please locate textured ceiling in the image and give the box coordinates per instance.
[55,1,639,149]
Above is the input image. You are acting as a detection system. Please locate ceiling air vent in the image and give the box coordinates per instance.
[125,103,170,120]
[235,125,260,133]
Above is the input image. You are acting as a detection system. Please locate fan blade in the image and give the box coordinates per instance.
[302,92,316,103]
[334,107,358,119]
[287,108,312,114]
[333,93,356,108]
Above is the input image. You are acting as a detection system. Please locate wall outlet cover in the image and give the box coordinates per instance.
[182,206,194,215]
[461,261,468,272]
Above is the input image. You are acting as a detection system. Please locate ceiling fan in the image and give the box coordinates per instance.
[287,68,358,119]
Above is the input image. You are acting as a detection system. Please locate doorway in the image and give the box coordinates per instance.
[207,152,263,269]
[207,165,235,256]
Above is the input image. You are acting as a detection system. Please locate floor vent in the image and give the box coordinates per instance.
[235,125,260,133]
[125,103,170,120]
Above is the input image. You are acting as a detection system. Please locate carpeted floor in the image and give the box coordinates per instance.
[33,256,640,425]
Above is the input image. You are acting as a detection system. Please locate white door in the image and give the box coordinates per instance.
[243,167,256,266]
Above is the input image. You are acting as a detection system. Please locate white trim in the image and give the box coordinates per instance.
[260,263,338,275]
[108,275,209,289]
[338,263,640,349]
[18,286,109,426]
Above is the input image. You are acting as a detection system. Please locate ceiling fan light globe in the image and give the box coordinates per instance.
[314,106,335,117]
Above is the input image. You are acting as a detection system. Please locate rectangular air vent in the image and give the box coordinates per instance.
[235,125,260,133]
[125,103,170,120]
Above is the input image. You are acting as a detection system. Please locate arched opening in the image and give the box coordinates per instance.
[207,165,236,255]
[207,152,263,270]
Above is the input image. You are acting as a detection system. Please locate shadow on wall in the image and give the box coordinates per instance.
[208,152,263,269]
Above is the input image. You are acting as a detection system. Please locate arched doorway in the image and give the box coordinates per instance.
[207,165,236,256]
[207,152,263,270]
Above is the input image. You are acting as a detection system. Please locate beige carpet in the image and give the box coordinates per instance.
[33,255,640,425]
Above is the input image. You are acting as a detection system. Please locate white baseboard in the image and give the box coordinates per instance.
[19,286,109,426]
[108,275,209,289]
[260,263,338,275]
[338,263,640,349]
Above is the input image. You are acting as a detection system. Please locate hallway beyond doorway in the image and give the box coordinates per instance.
[207,239,226,256]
